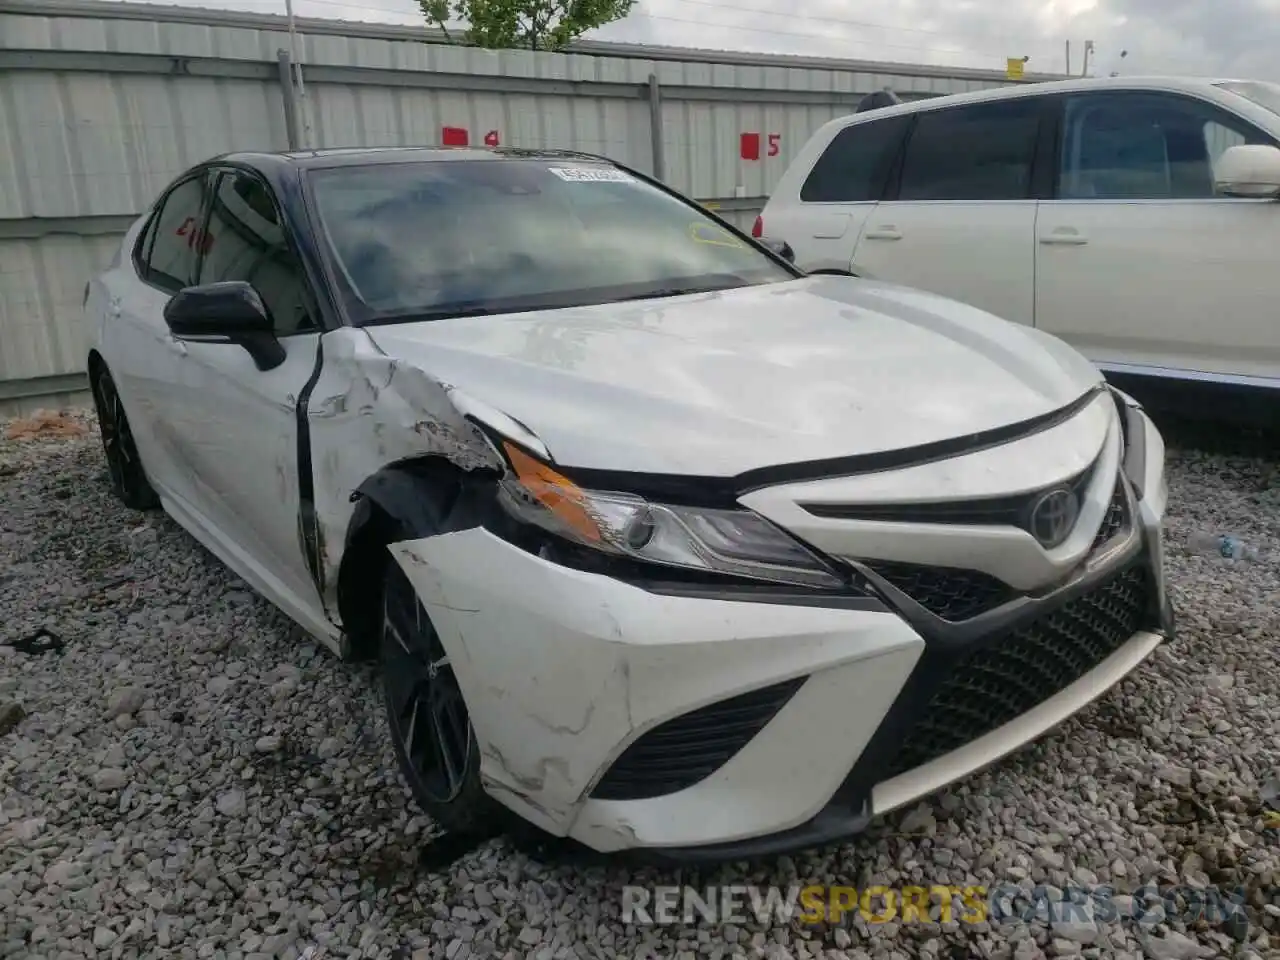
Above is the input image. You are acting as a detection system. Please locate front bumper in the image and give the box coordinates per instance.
[389,402,1172,859]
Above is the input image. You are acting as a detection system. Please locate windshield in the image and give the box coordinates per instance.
[308,159,796,323]
[1215,80,1280,118]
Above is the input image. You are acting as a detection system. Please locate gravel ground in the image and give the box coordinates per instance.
[1,409,1278,960]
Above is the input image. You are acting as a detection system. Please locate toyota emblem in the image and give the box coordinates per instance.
[1028,488,1079,549]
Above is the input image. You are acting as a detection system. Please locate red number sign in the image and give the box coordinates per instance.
[443,127,502,148]
[740,132,781,161]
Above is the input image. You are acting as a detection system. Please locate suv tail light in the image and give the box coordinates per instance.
[751,215,763,238]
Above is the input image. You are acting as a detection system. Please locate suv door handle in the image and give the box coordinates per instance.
[108,296,122,318]
[1039,229,1088,245]
[864,227,902,241]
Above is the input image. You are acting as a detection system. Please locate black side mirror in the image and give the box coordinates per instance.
[163,281,285,371]
[758,236,796,264]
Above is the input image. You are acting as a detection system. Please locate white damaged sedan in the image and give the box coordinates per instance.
[84,147,1174,861]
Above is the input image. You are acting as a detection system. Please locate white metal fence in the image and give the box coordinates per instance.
[0,0,1042,411]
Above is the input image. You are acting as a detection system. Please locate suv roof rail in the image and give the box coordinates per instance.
[855,88,904,112]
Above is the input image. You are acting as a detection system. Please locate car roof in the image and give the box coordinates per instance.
[841,74,1246,124]
[210,146,618,174]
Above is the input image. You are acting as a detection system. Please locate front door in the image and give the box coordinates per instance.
[164,166,330,632]
[1033,89,1280,382]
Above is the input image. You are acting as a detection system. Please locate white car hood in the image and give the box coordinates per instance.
[362,275,1104,477]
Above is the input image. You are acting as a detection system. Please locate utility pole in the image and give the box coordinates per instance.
[1081,40,1095,77]
[1065,40,1071,75]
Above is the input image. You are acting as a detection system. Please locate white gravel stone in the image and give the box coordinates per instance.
[1,410,1277,960]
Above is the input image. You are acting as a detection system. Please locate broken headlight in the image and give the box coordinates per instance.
[494,440,845,589]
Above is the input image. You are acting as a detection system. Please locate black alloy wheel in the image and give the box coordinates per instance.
[91,364,159,510]
[379,554,500,836]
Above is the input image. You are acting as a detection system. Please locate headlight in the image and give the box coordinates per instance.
[495,440,845,589]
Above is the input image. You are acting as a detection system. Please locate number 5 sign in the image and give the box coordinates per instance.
[740,132,781,161]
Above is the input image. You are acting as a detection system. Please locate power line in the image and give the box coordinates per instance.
[188,0,1022,63]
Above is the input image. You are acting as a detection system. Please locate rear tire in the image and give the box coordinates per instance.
[379,551,503,838]
[90,363,159,510]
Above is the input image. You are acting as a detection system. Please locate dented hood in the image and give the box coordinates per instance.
[361,275,1104,477]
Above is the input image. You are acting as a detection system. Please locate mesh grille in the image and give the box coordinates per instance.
[864,561,1013,621]
[1091,479,1128,550]
[879,565,1151,780]
[589,677,805,801]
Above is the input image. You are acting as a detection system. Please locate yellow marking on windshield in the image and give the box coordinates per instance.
[688,222,746,249]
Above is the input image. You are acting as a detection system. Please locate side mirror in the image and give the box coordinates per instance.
[758,236,796,264]
[163,281,285,371]
[1215,144,1280,199]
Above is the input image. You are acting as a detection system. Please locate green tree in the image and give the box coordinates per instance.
[419,0,638,52]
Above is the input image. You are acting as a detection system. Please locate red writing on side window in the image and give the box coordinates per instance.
[175,217,214,255]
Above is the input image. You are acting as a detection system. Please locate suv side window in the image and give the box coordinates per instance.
[199,169,317,336]
[800,115,911,202]
[897,99,1042,201]
[140,174,210,292]
[1058,92,1276,200]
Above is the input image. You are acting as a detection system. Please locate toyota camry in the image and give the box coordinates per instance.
[84,146,1174,860]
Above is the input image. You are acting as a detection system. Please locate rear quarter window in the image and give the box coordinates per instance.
[800,115,911,203]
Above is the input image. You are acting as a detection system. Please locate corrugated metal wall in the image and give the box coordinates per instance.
[0,0,1033,410]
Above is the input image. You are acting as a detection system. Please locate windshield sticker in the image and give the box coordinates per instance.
[688,222,746,249]
[548,166,637,183]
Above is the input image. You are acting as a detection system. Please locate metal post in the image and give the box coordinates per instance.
[1065,40,1071,76]
[284,0,312,147]
[277,48,301,150]
[647,73,665,182]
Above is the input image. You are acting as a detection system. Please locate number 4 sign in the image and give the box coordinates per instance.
[441,127,502,147]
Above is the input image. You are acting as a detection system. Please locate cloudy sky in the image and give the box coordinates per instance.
[136,0,1280,80]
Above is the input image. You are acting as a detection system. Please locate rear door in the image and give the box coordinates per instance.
[851,96,1048,327]
[1033,89,1280,382]
[761,113,910,273]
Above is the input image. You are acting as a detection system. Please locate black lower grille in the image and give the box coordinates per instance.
[1091,479,1128,550]
[864,561,1012,621]
[589,677,805,801]
[879,565,1151,780]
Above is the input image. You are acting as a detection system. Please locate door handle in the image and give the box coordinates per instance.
[108,296,122,318]
[1039,229,1088,245]
[864,226,902,241]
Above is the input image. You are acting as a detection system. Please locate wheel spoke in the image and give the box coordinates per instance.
[403,693,421,760]
[384,617,413,656]
[429,690,465,794]
[383,576,473,805]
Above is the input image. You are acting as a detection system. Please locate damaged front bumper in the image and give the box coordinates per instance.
[387,402,1173,860]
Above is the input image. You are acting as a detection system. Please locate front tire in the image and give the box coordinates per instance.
[379,553,502,837]
[90,363,159,510]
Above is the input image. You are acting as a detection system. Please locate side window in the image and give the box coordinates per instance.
[897,99,1042,201]
[1058,93,1274,200]
[800,115,911,203]
[199,170,316,336]
[141,174,209,292]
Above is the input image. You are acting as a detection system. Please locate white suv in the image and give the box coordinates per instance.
[756,76,1280,396]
